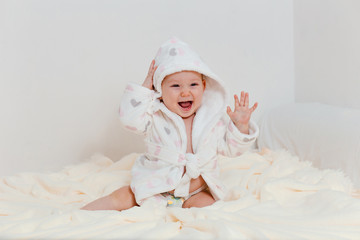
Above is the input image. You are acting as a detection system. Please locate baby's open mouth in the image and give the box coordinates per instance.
[178,101,193,110]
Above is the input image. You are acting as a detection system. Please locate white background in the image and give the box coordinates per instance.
[0,0,358,176]
[294,0,360,109]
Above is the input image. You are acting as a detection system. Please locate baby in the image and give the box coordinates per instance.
[82,37,259,210]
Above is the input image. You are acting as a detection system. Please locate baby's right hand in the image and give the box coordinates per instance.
[142,59,157,90]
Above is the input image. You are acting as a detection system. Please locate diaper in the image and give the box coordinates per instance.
[161,185,208,208]
[161,193,185,207]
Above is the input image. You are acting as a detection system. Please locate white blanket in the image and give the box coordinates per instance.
[1,150,359,239]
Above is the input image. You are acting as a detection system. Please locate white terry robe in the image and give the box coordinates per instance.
[119,37,259,205]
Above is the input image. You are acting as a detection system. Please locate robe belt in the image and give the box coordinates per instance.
[145,141,216,197]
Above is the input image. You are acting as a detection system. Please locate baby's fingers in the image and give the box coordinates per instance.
[226,106,232,114]
[239,92,245,106]
[147,60,155,73]
[226,106,234,118]
[143,60,157,90]
[148,60,157,76]
[244,92,249,108]
[250,102,258,113]
[234,94,240,109]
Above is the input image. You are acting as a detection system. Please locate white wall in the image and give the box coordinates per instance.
[294,0,360,109]
[0,0,294,176]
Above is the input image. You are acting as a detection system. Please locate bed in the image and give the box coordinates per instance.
[258,102,360,189]
[1,103,360,239]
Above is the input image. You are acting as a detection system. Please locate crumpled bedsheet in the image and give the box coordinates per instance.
[0,149,360,239]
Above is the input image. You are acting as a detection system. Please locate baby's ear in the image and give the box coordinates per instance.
[202,79,206,90]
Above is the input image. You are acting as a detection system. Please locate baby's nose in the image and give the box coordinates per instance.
[180,89,190,97]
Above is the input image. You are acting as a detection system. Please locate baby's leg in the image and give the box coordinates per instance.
[182,190,215,208]
[81,186,138,211]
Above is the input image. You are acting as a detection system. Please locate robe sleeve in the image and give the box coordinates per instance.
[118,82,156,135]
[217,116,259,157]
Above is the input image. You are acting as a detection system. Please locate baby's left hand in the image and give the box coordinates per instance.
[227,91,258,134]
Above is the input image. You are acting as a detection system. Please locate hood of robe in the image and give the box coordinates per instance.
[153,37,229,150]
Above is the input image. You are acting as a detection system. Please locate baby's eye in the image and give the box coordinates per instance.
[171,84,180,87]
[191,83,199,86]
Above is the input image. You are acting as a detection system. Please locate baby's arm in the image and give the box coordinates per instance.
[217,116,259,157]
[118,60,157,135]
[217,91,259,156]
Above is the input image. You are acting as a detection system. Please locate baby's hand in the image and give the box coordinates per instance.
[142,60,157,90]
[227,91,258,134]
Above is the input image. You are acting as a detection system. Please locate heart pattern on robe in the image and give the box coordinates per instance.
[131,99,141,107]
[164,127,171,135]
[169,48,177,56]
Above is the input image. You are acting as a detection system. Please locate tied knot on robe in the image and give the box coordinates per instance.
[145,141,216,198]
[174,153,201,197]
[184,153,200,179]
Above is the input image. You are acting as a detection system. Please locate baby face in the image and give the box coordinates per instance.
[161,71,206,119]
